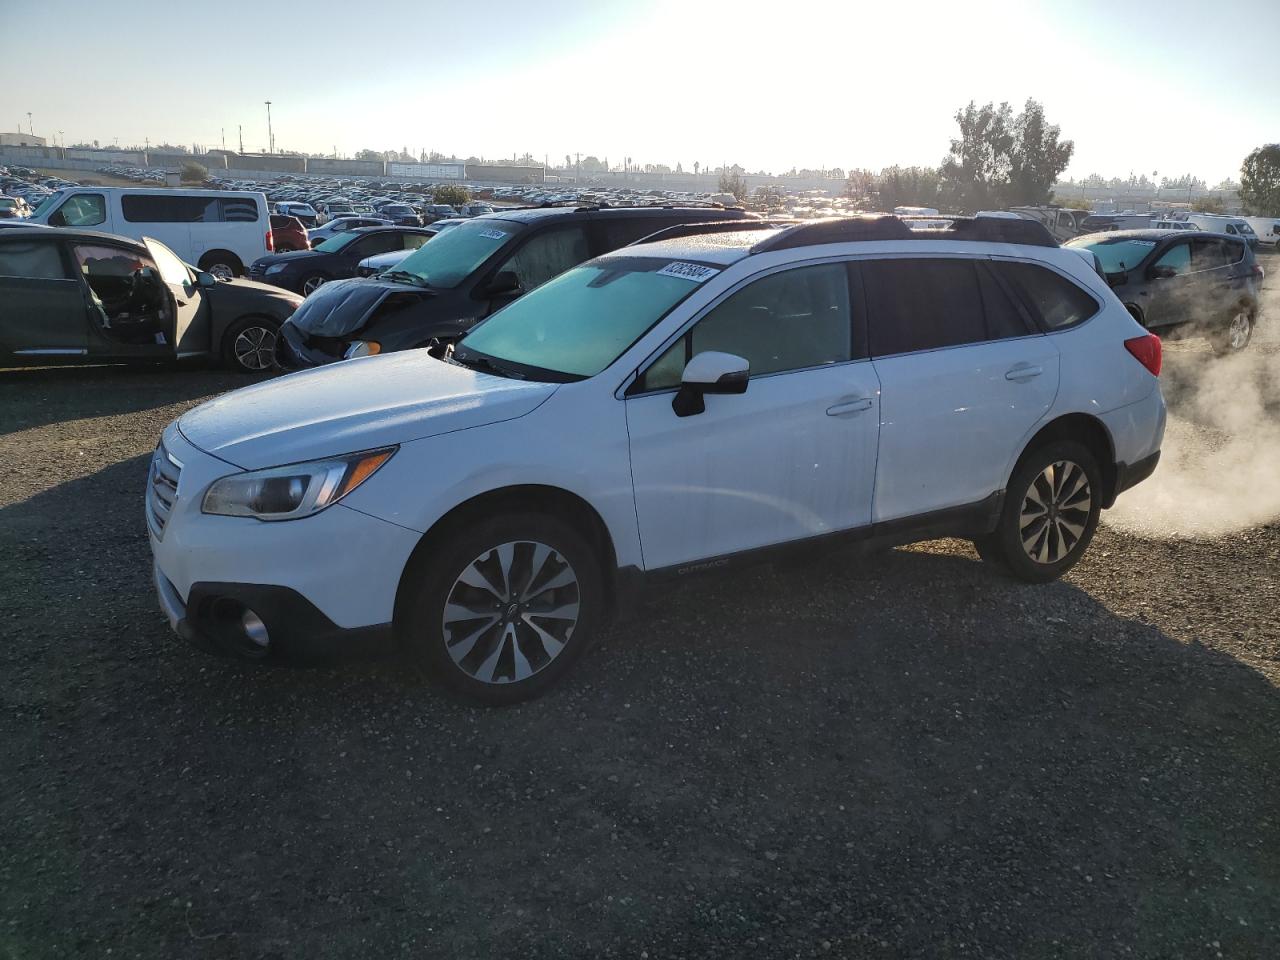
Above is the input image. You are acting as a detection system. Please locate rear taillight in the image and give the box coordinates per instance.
[1124,333,1162,377]
[265,229,274,252]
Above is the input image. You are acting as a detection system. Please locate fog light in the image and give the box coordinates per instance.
[240,610,270,649]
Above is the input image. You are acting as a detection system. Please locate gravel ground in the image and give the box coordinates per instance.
[3,273,1279,959]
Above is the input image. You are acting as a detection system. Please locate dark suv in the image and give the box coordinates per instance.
[277,205,757,367]
[1067,229,1264,355]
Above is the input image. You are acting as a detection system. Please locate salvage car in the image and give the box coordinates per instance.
[248,226,435,295]
[1066,229,1264,354]
[277,206,757,367]
[151,215,1165,703]
[0,227,300,371]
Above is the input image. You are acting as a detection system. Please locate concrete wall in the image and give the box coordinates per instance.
[226,153,305,174]
[307,157,386,177]
[466,164,545,184]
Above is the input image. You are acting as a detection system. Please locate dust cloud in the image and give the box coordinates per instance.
[1106,260,1280,538]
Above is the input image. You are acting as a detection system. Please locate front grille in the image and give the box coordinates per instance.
[147,443,182,539]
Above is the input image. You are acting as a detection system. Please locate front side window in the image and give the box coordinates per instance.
[641,262,853,390]
[494,227,590,292]
[50,193,106,227]
[456,256,709,380]
[0,240,69,280]
[1153,243,1192,275]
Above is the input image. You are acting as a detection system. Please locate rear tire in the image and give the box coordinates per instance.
[199,251,243,280]
[1210,307,1253,356]
[974,440,1102,584]
[401,513,603,705]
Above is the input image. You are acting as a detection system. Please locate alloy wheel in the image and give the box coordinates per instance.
[233,325,278,371]
[441,541,580,685]
[1019,460,1092,565]
[1228,311,1251,351]
[302,276,325,296]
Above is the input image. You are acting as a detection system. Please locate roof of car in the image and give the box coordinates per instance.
[601,229,784,266]
[0,226,144,247]
[483,206,754,225]
[346,225,434,234]
[1075,228,1242,243]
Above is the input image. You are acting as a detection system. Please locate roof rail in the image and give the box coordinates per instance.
[630,220,784,246]
[750,213,1058,252]
[751,216,912,252]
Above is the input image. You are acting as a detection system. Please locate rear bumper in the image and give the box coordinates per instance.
[1111,450,1161,503]
[155,565,395,663]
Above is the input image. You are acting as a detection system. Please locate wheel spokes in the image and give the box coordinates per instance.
[1020,459,1092,566]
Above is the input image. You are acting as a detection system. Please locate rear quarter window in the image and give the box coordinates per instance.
[993,261,1100,331]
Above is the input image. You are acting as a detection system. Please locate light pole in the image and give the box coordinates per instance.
[26,112,32,136]
[264,101,274,154]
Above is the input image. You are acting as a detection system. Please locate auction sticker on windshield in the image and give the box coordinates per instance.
[478,229,508,240]
[656,261,720,282]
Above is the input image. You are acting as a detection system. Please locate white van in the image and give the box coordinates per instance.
[30,187,270,278]
[1242,216,1280,246]
[1183,213,1259,246]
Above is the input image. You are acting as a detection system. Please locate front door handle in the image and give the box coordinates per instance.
[826,398,873,416]
[1005,364,1043,382]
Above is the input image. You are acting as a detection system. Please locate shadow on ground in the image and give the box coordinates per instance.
[2,455,1278,959]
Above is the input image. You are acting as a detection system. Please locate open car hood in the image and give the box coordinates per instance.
[286,277,429,338]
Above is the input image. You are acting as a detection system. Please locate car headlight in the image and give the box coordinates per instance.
[202,447,396,521]
[264,263,289,275]
[343,341,381,360]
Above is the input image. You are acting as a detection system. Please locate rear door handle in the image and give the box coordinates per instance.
[826,398,873,416]
[1005,364,1043,382]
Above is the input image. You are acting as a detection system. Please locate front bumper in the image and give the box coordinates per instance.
[154,565,395,662]
[148,423,421,658]
[277,320,343,368]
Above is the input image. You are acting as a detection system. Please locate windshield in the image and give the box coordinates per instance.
[31,191,64,218]
[1067,237,1155,273]
[456,256,714,379]
[314,232,359,253]
[327,204,355,214]
[391,218,522,288]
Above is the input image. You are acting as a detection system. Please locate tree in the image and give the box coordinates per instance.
[179,160,208,183]
[1191,196,1226,214]
[718,168,748,202]
[580,155,605,173]
[845,168,875,200]
[1240,144,1280,216]
[876,166,941,211]
[433,184,471,206]
[939,99,1072,212]
[355,149,383,161]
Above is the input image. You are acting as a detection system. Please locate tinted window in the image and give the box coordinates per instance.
[995,261,1100,331]
[0,240,69,279]
[219,197,259,222]
[976,264,1033,339]
[641,262,853,390]
[496,226,590,291]
[596,216,679,250]
[1191,237,1234,270]
[50,193,106,227]
[863,258,989,356]
[1070,237,1155,273]
[122,194,215,223]
[349,232,408,259]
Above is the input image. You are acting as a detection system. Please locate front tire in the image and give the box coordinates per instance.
[401,513,603,705]
[300,273,327,296]
[221,317,280,373]
[974,440,1102,583]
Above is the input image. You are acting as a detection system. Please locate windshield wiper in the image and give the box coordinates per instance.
[448,351,526,380]
[380,270,431,289]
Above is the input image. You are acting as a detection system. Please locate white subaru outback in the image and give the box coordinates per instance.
[148,215,1166,703]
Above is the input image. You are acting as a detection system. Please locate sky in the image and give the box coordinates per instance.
[3,0,1277,183]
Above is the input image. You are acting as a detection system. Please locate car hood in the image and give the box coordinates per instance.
[253,249,325,269]
[284,276,430,338]
[179,349,557,469]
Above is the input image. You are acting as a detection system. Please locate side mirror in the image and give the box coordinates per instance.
[1147,264,1178,281]
[195,271,217,288]
[1105,271,1127,288]
[672,351,750,418]
[480,270,521,298]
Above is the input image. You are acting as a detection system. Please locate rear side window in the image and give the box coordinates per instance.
[495,226,590,292]
[596,216,679,250]
[121,194,259,223]
[219,197,260,222]
[0,241,69,279]
[862,258,1013,356]
[992,261,1099,331]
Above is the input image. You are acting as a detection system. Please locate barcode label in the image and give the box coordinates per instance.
[657,261,719,282]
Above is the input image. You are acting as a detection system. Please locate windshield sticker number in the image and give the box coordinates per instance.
[478,229,508,241]
[657,261,719,283]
